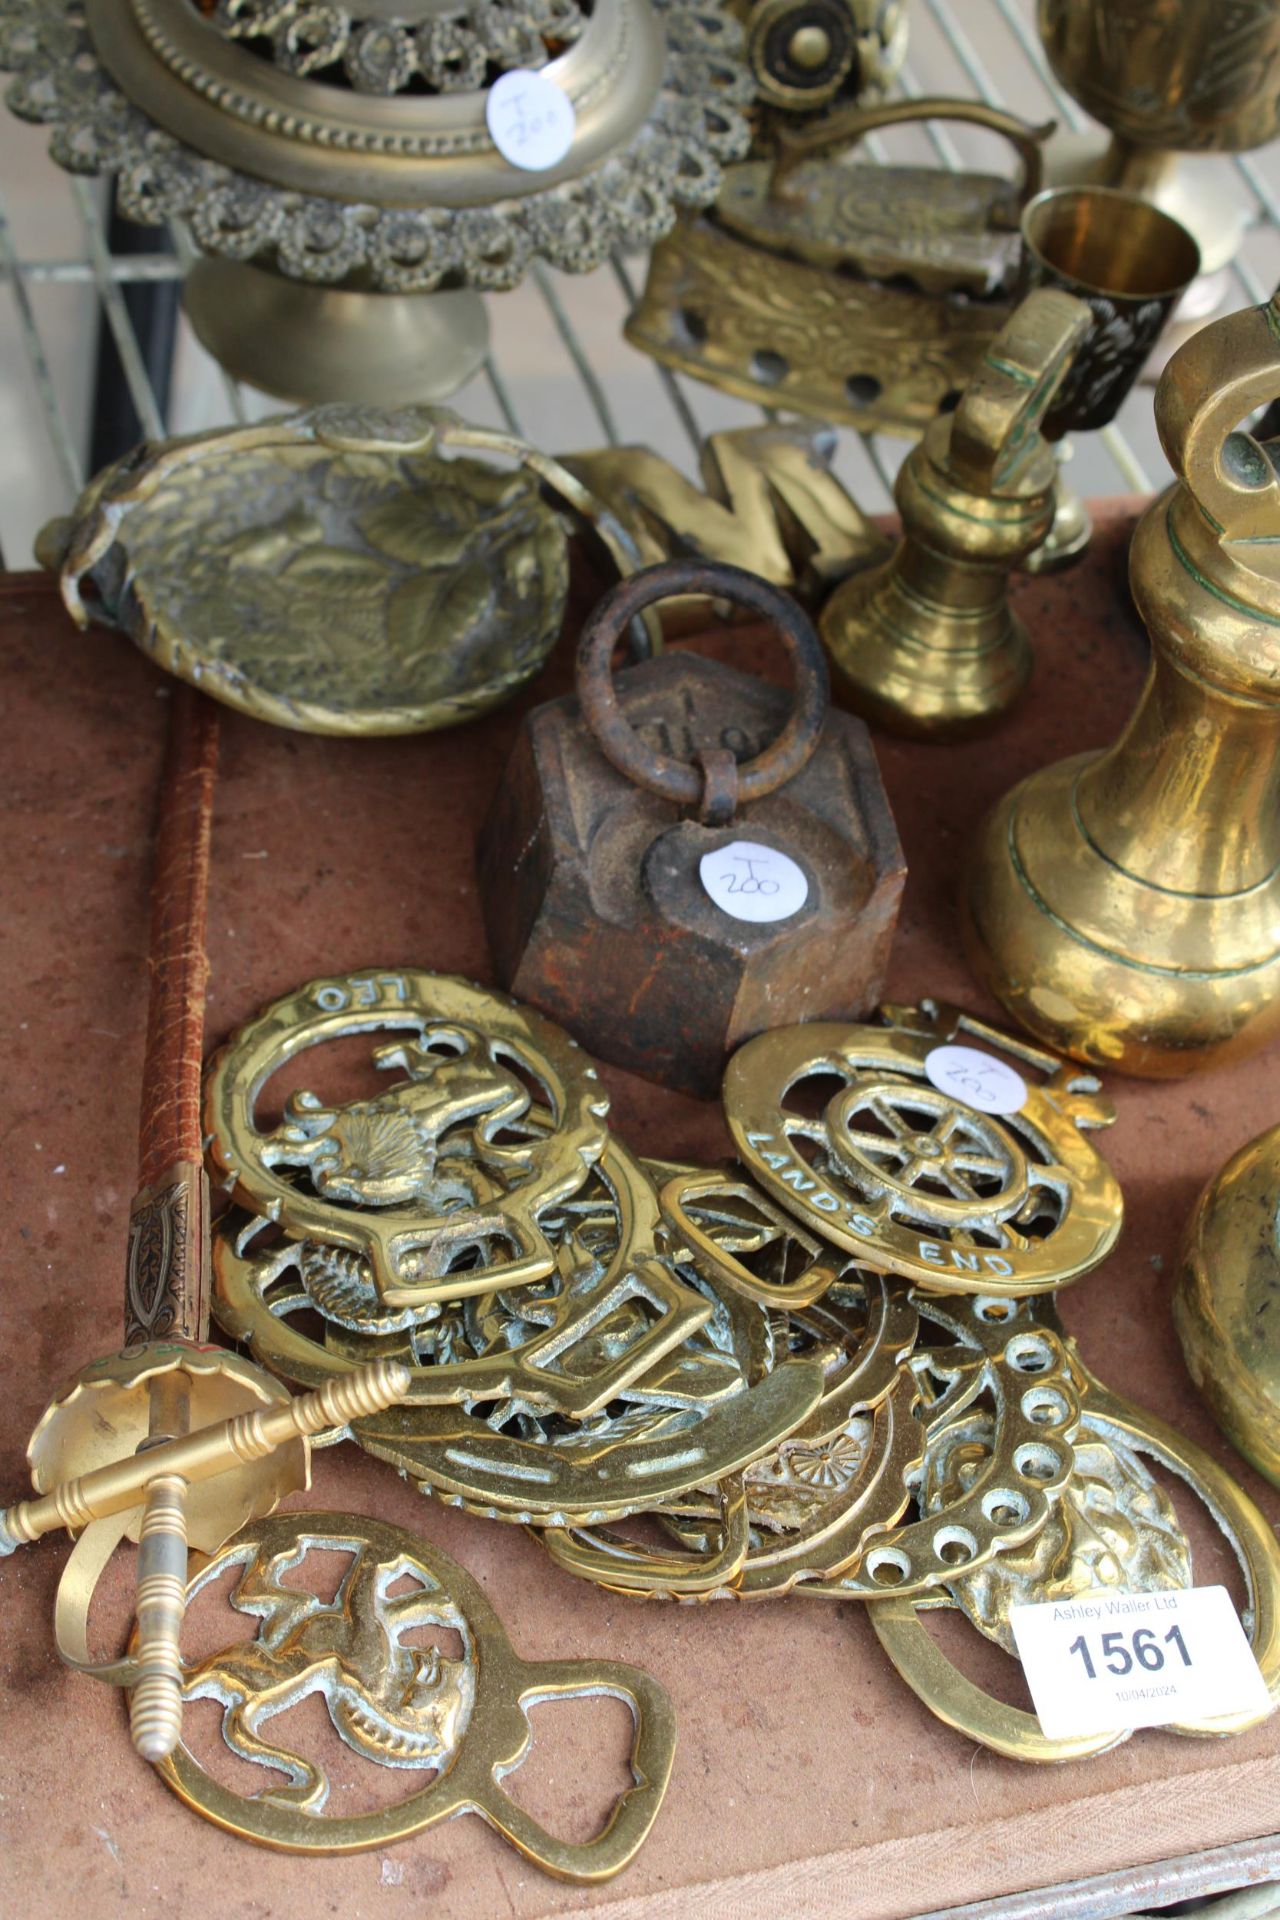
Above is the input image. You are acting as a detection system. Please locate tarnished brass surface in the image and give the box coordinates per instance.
[562,425,888,603]
[212,1140,714,1420]
[872,1354,1280,1760]
[1176,1124,1280,1490]
[350,1275,824,1524]
[723,97,1050,292]
[625,96,1053,438]
[963,293,1280,1078]
[42,405,655,737]
[818,288,1090,738]
[1037,0,1280,279]
[725,1000,1122,1295]
[156,1511,676,1877]
[204,968,610,1310]
[729,0,906,120]
[540,1268,922,1598]
[0,0,752,332]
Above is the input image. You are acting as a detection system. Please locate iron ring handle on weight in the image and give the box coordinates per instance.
[576,559,830,827]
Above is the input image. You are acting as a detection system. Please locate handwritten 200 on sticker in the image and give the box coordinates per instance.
[1010,1586,1271,1738]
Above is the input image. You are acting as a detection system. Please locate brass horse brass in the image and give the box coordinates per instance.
[212,1140,713,1421]
[204,969,610,1312]
[725,1001,1122,1296]
[156,1511,677,1876]
[871,1355,1280,1760]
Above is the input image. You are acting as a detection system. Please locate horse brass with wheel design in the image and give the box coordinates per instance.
[725,1001,1122,1295]
[155,1511,676,1876]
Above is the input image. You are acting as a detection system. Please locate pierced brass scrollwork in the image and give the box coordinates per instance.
[155,1512,676,1876]
[870,1354,1280,1761]
[204,970,610,1312]
[212,1140,713,1420]
[725,1001,1122,1295]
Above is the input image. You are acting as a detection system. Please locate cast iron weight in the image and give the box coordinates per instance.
[478,558,905,1096]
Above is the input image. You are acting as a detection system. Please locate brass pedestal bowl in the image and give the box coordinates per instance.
[0,0,754,403]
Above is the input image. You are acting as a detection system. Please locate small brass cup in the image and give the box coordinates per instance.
[1020,186,1201,435]
[1018,185,1199,568]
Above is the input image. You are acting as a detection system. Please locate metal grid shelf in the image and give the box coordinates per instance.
[1,0,1279,569]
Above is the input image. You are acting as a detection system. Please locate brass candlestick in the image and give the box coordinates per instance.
[963,292,1280,1078]
[818,286,1090,738]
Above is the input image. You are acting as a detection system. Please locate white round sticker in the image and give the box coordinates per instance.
[486,70,576,172]
[699,840,809,924]
[925,1044,1027,1116]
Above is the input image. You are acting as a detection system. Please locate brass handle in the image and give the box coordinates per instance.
[947,288,1093,494]
[1158,294,1280,541]
[128,1474,189,1761]
[770,95,1054,205]
[0,1359,412,1553]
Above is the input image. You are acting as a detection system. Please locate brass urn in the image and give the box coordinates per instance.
[0,0,753,402]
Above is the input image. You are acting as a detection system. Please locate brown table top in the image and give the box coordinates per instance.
[1,509,1277,1920]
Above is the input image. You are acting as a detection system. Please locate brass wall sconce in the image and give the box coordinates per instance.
[818,286,1090,738]
[963,292,1280,1078]
[0,0,753,403]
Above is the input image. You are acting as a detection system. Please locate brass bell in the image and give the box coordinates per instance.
[964,293,1280,1077]
[819,287,1091,738]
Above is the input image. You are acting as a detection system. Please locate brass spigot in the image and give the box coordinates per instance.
[818,288,1090,738]
[963,294,1280,1078]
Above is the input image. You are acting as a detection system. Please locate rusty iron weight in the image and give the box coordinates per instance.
[478,558,905,1096]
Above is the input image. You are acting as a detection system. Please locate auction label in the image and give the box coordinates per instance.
[486,70,576,171]
[925,1043,1027,1116]
[1010,1585,1270,1738]
[700,839,809,924]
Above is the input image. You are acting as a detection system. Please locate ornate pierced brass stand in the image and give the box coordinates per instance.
[0,0,753,403]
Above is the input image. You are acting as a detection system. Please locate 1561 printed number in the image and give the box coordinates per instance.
[1068,1624,1192,1679]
